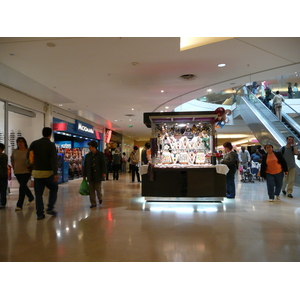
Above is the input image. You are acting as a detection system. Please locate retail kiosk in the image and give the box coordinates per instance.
[141,111,228,200]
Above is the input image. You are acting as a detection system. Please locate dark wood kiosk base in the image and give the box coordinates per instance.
[142,167,226,201]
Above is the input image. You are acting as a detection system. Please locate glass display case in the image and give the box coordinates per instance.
[142,111,227,199]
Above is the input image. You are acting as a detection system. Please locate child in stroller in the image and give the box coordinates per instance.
[251,161,264,181]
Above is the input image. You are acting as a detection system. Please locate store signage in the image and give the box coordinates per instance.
[55,142,72,149]
[77,122,94,134]
[53,123,67,131]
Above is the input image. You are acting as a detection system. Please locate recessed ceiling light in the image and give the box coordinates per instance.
[131,108,134,110]
[161,90,164,93]
[58,104,63,107]
[218,63,226,67]
[207,89,212,92]
[46,42,56,47]
[165,106,169,109]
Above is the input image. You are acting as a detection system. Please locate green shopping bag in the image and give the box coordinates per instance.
[79,178,90,195]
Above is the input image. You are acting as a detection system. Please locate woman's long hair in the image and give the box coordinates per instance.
[16,137,28,149]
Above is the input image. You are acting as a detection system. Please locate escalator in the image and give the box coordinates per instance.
[236,87,300,147]
[235,87,300,186]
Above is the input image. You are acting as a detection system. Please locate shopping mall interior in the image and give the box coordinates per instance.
[1,32,299,298]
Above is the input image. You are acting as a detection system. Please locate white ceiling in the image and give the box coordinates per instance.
[0,37,300,141]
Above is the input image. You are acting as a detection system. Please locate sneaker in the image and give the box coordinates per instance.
[287,194,293,198]
[282,190,286,195]
[90,205,97,208]
[99,199,103,205]
[275,195,281,201]
[269,199,274,202]
[15,207,22,211]
[37,214,45,220]
[46,209,57,216]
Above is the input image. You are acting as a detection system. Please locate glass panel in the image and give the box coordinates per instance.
[0,100,4,145]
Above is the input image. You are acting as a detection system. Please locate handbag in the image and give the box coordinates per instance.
[79,178,90,195]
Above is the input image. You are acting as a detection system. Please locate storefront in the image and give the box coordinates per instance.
[53,118,104,182]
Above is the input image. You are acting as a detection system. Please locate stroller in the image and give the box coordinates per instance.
[240,166,255,183]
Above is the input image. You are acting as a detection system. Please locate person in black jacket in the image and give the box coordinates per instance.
[221,142,237,198]
[0,143,8,209]
[260,144,288,202]
[83,141,107,208]
[28,127,58,219]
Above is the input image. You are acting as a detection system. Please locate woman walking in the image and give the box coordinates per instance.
[11,137,34,211]
[260,144,288,202]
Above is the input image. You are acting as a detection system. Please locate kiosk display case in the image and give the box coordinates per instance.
[142,111,228,199]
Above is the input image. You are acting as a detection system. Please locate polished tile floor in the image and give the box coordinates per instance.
[1,172,300,262]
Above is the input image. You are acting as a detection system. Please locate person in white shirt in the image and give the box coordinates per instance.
[272,91,285,121]
[238,146,250,169]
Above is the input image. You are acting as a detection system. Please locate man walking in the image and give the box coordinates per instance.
[28,127,58,220]
[83,141,107,208]
[238,146,250,169]
[273,91,285,121]
[280,136,298,198]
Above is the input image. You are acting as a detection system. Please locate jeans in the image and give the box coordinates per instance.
[226,173,235,198]
[131,165,140,182]
[34,174,58,216]
[0,177,8,206]
[15,173,34,208]
[265,172,284,200]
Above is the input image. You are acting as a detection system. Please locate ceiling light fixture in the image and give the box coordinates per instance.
[161,90,164,93]
[207,88,212,92]
[46,42,56,47]
[218,63,226,67]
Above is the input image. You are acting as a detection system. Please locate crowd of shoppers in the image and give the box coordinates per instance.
[0,126,298,218]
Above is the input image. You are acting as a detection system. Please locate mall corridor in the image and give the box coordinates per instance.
[1,172,300,262]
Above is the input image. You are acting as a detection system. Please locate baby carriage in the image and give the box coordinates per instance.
[240,166,254,183]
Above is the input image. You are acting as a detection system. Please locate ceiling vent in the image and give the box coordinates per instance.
[125,114,135,117]
[180,74,197,81]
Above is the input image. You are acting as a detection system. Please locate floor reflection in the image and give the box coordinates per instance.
[1,173,300,261]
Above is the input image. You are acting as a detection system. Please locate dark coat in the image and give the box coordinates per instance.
[260,151,288,178]
[83,150,107,182]
[28,137,58,175]
[221,151,237,175]
[0,153,8,178]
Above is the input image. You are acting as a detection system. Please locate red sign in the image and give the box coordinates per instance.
[53,123,67,131]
